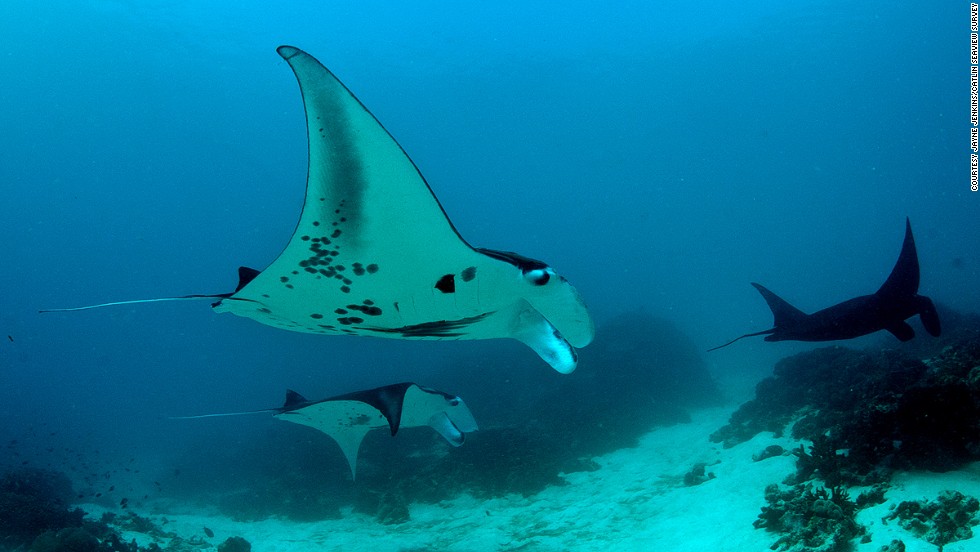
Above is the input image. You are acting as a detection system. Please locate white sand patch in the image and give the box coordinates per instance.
[80,407,980,551]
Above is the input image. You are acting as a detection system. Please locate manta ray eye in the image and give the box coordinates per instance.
[449,397,460,407]
[524,268,551,286]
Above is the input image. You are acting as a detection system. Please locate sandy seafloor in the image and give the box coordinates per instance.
[78,406,980,552]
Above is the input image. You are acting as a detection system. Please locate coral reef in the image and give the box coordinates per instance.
[682,463,715,487]
[755,483,867,552]
[112,512,175,541]
[30,527,101,552]
[0,468,84,550]
[712,335,980,484]
[878,540,906,552]
[883,490,980,550]
[0,467,251,552]
[754,445,786,462]
[216,536,251,552]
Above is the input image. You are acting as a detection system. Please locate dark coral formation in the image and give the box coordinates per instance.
[0,468,250,552]
[755,483,868,552]
[216,536,252,552]
[30,527,102,552]
[682,463,716,487]
[712,336,980,485]
[883,491,980,549]
[0,468,84,550]
[753,445,786,463]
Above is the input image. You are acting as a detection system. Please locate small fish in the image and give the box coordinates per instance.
[108,485,115,492]
[6,335,12,342]
[120,498,129,509]
[203,527,214,538]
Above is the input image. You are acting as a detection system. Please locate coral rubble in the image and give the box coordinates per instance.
[755,483,867,552]
[883,490,980,550]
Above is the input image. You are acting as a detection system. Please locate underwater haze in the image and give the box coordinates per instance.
[0,0,975,548]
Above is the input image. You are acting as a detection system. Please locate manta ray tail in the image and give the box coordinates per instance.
[39,267,261,313]
[169,408,277,420]
[39,295,226,313]
[707,282,794,351]
[707,329,775,352]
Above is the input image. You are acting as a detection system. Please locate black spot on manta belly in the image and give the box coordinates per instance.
[461,267,477,282]
[346,303,382,316]
[337,316,364,325]
[435,274,456,293]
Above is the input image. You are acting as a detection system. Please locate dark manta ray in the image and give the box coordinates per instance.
[174,383,478,480]
[42,46,594,373]
[709,218,941,351]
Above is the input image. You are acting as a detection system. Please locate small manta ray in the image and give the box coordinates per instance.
[173,382,478,480]
[41,45,594,374]
[709,218,941,351]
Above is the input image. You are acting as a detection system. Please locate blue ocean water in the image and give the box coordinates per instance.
[0,0,973,536]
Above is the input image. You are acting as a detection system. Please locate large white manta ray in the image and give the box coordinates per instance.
[44,46,594,373]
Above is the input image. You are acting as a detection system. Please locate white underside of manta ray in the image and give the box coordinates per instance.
[44,45,595,373]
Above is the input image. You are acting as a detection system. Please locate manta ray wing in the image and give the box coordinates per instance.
[875,217,919,299]
[209,46,593,372]
[276,399,386,480]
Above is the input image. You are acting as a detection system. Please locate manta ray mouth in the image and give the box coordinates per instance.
[428,412,466,446]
